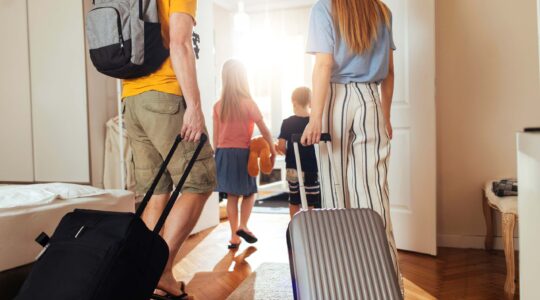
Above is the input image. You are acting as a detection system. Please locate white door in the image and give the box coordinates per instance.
[385,0,437,255]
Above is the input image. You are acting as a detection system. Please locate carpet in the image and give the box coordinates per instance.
[226,263,293,300]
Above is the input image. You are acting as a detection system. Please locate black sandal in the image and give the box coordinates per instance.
[236,229,258,244]
[228,242,240,249]
[151,282,188,300]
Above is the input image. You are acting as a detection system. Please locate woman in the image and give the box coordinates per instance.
[213,59,276,249]
[301,0,402,289]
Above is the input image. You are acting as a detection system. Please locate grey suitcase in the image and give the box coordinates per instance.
[287,134,402,300]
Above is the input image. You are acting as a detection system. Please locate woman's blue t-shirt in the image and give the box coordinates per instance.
[306,0,396,84]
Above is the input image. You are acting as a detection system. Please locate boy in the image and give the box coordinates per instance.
[277,87,321,218]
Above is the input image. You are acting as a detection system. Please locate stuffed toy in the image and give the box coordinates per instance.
[248,136,273,177]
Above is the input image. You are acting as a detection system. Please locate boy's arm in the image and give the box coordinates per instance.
[276,139,287,155]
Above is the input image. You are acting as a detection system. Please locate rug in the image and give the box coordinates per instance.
[226,263,293,300]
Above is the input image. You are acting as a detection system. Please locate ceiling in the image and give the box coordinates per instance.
[214,0,316,13]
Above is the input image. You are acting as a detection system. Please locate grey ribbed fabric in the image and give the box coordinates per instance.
[288,209,402,300]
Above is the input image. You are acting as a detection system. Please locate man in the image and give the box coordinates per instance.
[122,0,216,297]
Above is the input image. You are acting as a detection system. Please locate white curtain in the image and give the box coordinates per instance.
[103,117,135,191]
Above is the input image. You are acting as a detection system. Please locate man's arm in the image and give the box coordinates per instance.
[169,13,204,142]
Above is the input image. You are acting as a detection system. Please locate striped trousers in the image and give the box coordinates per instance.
[319,82,403,289]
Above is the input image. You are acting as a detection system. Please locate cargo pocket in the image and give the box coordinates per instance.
[142,99,180,115]
[182,138,214,161]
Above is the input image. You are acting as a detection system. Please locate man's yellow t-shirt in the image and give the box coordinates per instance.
[122,0,197,98]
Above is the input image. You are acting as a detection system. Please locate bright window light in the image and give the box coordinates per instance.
[231,10,312,135]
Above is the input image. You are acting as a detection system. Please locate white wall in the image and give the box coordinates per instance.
[436,0,540,249]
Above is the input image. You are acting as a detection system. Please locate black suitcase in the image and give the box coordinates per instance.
[15,134,208,300]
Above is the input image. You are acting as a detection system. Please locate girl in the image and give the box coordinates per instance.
[301,0,403,290]
[213,59,276,249]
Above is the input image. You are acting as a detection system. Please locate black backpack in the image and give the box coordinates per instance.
[86,0,200,79]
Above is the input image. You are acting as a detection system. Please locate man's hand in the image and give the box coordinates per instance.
[301,118,322,146]
[181,105,205,142]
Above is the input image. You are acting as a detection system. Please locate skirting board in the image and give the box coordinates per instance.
[437,234,520,251]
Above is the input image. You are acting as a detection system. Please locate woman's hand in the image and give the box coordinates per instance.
[301,119,322,146]
[385,118,393,140]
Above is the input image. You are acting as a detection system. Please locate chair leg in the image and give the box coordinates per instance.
[502,213,516,294]
[482,191,494,251]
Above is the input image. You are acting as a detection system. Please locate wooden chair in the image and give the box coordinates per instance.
[482,181,518,294]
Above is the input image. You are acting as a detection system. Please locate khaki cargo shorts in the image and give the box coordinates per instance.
[123,91,217,195]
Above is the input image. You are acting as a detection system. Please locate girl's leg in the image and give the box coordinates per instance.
[238,193,256,234]
[227,194,241,244]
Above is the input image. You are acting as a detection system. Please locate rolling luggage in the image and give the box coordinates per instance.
[15,134,208,300]
[287,134,402,300]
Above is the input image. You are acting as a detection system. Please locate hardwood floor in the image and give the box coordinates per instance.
[172,213,518,300]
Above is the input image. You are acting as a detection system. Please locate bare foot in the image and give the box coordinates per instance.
[229,234,241,245]
[156,271,183,296]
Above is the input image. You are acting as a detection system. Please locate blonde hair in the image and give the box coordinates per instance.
[332,0,391,54]
[219,59,252,121]
[291,87,311,108]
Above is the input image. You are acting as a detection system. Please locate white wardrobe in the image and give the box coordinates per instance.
[0,0,117,185]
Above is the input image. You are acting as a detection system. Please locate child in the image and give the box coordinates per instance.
[276,87,321,218]
[213,59,276,250]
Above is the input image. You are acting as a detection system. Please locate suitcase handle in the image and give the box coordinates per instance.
[290,133,339,210]
[152,133,208,233]
[135,134,208,231]
[135,135,184,218]
[291,133,331,143]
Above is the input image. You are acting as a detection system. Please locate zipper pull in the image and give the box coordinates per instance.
[120,38,124,49]
[75,225,85,238]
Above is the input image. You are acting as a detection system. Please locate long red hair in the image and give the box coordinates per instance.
[332,0,391,54]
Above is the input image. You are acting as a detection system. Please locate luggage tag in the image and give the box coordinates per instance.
[34,232,50,260]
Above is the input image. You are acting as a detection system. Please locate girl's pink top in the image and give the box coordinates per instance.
[213,99,263,149]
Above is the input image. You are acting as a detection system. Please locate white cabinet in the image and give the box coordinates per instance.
[0,0,34,182]
[517,132,540,299]
[28,0,90,183]
[0,0,116,185]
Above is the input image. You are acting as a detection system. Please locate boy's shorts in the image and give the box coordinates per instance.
[124,91,217,195]
[286,168,321,208]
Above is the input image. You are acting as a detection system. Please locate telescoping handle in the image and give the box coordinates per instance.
[135,135,184,218]
[135,134,208,233]
[152,134,208,233]
[290,133,339,210]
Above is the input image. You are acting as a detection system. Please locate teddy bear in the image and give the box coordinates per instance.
[248,136,273,177]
